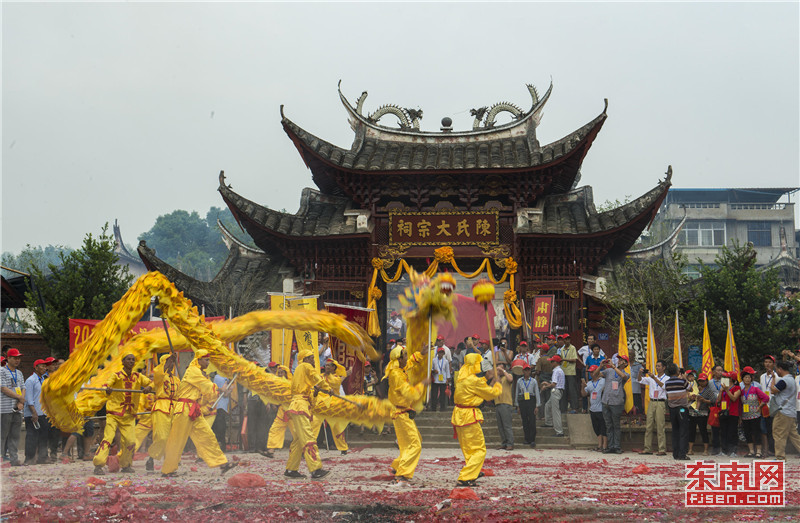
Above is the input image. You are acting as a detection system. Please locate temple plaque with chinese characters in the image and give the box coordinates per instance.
[389,210,499,246]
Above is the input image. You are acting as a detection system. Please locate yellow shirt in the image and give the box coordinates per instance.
[451,374,502,427]
[152,360,180,415]
[562,344,578,376]
[388,353,426,415]
[288,361,328,416]
[103,370,153,417]
[496,376,513,406]
[173,364,215,416]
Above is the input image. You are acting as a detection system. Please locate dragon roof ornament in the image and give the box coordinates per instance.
[337,79,553,138]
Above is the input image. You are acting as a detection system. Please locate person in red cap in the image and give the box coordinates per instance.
[688,373,715,456]
[1,348,25,466]
[434,335,452,363]
[430,347,451,412]
[541,355,565,437]
[717,370,742,457]
[515,362,541,448]
[739,366,769,457]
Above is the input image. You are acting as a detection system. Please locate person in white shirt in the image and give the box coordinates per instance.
[578,334,606,364]
[638,360,668,455]
[434,336,452,363]
[542,355,566,437]
[318,334,332,364]
[759,355,777,456]
[429,348,451,411]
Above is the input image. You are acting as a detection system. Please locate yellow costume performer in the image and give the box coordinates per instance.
[322,359,350,453]
[145,354,180,471]
[161,350,235,476]
[386,345,429,483]
[285,349,331,479]
[93,354,153,474]
[266,365,292,455]
[133,390,155,452]
[451,353,501,485]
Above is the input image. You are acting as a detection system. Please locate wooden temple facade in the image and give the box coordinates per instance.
[138,81,672,342]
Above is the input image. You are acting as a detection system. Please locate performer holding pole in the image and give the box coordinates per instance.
[265,365,292,458]
[160,350,237,477]
[451,353,502,487]
[284,349,331,479]
[145,353,179,471]
[472,279,497,376]
[318,359,352,455]
[385,343,432,486]
[92,353,153,475]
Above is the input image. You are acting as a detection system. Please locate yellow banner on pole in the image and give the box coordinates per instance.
[673,310,683,368]
[618,311,634,414]
[270,295,291,368]
[644,311,658,415]
[288,297,319,369]
[701,310,715,378]
[724,310,741,380]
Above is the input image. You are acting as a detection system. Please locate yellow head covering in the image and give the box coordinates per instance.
[298,348,314,363]
[385,345,406,375]
[189,349,210,370]
[277,364,292,380]
[458,353,482,381]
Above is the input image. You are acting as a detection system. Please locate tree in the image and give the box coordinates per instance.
[24,224,133,357]
[1,245,73,278]
[602,252,691,358]
[138,206,248,281]
[685,241,800,367]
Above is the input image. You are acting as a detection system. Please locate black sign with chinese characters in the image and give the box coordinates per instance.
[389,210,499,246]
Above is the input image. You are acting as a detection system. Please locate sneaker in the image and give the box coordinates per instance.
[311,469,329,479]
[219,462,238,475]
[478,471,485,478]
[93,465,105,475]
[145,458,154,471]
[456,480,476,487]
[120,466,135,473]
[284,469,306,478]
[602,448,614,454]
[729,452,738,458]
[614,449,623,454]
[340,450,347,456]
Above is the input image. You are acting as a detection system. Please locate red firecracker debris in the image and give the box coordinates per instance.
[107,455,120,473]
[369,474,396,481]
[227,473,267,488]
[87,477,107,486]
[481,468,495,476]
[632,464,651,474]
[191,466,198,472]
[449,487,479,500]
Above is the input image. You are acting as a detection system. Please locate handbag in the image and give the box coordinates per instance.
[708,405,721,427]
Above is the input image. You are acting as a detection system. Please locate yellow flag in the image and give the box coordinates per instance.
[270,295,292,368]
[644,311,658,414]
[673,310,683,369]
[700,310,715,378]
[288,297,319,369]
[618,311,634,413]
[724,310,741,380]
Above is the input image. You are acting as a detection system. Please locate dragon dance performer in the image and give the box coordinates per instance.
[145,353,179,471]
[161,350,236,477]
[319,358,351,455]
[265,364,292,458]
[93,353,154,475]
[133,382,155,452]
[284,349,331,479]
[386,344,431,486]
[451,353,502,487]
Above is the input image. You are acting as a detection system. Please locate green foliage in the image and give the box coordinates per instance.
[1,245,73,278]
[602,252,691,355]
[23,224,133,358]
[596,195,632,213]
[685,241,800,367]
[138,206,247,281]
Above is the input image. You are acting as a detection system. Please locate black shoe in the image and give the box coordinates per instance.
[602,448,613,454]
[145,457,154,471]
[311,469,329,479]
[456,480,476,487]
[554,433,565,437]
[161,472,178,478]
[614,449,623,454]
[93,465,105,475]
[219,462,238,475]
[120,466,135,473]
[478,471,485,478]
[284,469,306,478]
[530,442,536,449]
[340,450,347,456]
[260,450,274,458]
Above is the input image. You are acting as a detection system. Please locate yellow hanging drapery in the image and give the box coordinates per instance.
[365,246,523,337]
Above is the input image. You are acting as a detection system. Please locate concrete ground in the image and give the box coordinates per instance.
[2,445,799,521]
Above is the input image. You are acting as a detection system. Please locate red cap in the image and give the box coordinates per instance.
[436,335,444,341]
[549,355,563,363]
[522,362,531,370]
[546,335,557,340]
[587,365,599,372]
[519,341,528,346]
[698,373,709,381]
[390,311,398,317]
[617,354,629,363]
[558,333,570,339]
[471,333,481,339]
[388,339,396,343]
[33,359,47,367]
[437,347,445,353]
[364,361,371,367]
[742,366,756,375]
[764,355,776,362]
[537,343,549,350]
[727,371,739,379]
[267,362,278,368]
[6,348,22,357]
[44,357,56,364]
[685,369,695,375]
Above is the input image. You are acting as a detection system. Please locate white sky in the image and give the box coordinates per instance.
[2,2,799,254]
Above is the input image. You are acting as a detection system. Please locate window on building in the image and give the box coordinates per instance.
[683,265,702,280]
[679,221,725,247]
[747,222,772,247]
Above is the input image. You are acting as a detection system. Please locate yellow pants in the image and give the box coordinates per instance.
[391,413,421,479]
[330,420,349,452]
[267,413,289,450]
[134,416,153,452]
[286,413,322,473]
[455,423,486,482]
[148,410,173,460]
[93,414,135,468]
[161,410,227,474]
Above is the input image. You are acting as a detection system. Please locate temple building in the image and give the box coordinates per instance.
[138,80,672,342]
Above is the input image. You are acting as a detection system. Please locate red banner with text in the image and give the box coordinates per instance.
[325,304,368,395]
[530,295,555,333]
[69,317,225,353]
